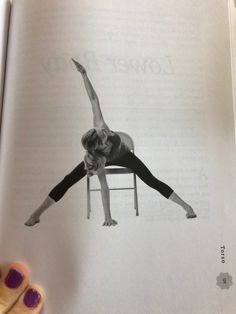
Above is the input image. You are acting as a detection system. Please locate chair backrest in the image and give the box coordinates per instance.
[115,131,135,152]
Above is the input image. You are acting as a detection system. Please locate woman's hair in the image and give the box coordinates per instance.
[81,128,107,177]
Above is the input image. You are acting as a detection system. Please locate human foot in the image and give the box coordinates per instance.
[185,206,197,219]
[0,262,45,313]
[24,214,41,227]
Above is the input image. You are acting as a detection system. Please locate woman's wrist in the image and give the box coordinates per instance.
[105,213,111,219]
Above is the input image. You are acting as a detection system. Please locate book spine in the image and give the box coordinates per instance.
[0,0,12,137]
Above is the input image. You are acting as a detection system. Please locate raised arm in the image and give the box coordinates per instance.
[72,59,110,130]
[97,168,118,226]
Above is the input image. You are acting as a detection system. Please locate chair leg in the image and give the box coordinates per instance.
[87,176,91,219]
[133,173,139,216]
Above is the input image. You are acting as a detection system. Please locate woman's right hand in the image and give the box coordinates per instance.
[103,217,118,227]
[71,58,86,74]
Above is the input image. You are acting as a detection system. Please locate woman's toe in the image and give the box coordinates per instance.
[24,217,40,227]
[8,284,45,314]
[186,212,197,219]
[0,263,30,313]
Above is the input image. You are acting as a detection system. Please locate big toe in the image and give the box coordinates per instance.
[8,284,45,313]
[186,212,197,219]
[24,217,40,227]
[0,262,45,313]
[0,263,30,313]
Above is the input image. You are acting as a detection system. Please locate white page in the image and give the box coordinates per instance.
[0,0,236,313]
[229,0,236,135]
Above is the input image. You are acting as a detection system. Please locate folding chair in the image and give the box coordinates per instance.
[86,131,139,218]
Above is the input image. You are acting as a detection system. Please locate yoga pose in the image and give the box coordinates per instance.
[25,59,197,227]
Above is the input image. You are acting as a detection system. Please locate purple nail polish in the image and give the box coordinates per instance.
[23,288,41,308]
[4,268,24,289]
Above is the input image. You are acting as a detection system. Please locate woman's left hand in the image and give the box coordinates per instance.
[71,59,86,74]
[102,218,118,227]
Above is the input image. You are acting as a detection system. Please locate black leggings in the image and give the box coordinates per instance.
[48,151,174,202]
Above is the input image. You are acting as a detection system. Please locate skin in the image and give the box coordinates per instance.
[72,58,118,226]
[95,129,111,151]
[0,262,45,313]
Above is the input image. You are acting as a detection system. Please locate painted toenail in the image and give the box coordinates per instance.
[5,268,24,289]
[23,288,41,308]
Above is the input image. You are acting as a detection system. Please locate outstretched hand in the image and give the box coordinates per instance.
[71,58,86,74]
[103,218,118,227]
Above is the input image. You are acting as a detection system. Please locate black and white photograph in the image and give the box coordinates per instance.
[25,58,197,228]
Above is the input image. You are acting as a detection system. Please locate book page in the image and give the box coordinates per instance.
[0,0,236,313]
[229,0,236,135]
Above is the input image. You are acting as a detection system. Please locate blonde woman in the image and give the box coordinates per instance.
[25,59,196,227]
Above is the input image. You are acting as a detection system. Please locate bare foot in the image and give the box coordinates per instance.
[185,206,197,219]
[0,262,45,312]
[24,215,41,227]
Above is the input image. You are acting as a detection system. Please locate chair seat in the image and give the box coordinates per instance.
[105,167,133,175]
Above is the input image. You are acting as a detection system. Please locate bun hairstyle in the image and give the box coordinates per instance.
[81,128,107,177]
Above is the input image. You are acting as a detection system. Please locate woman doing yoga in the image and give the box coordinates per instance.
[25,59,197,227]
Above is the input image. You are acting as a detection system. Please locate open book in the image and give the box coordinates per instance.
[0,0,236,313]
